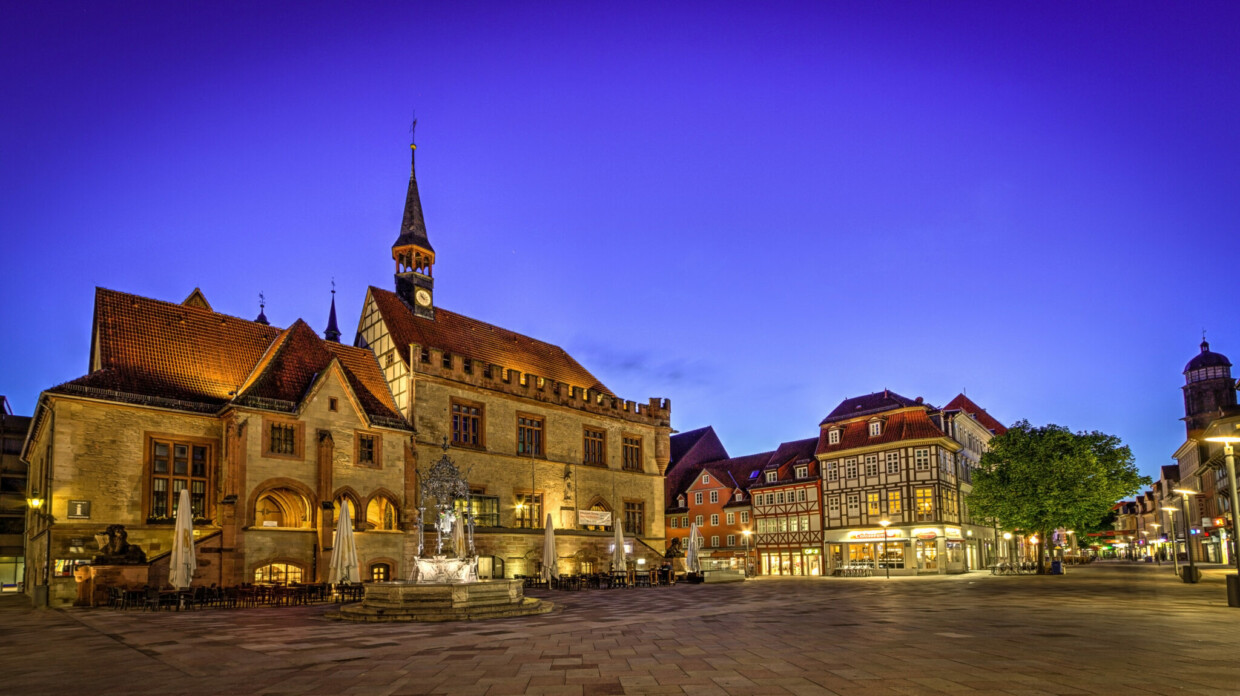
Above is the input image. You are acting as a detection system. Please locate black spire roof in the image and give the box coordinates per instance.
[392,141,433,253]
[324,287,341,343]
[1184,339,1231,373]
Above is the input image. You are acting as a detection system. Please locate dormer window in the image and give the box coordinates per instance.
[677,495,685,507]
[765,471,777,483]
[795,465,808,479]
[734,490,743,501]
[828,429,841,445]
[869,421,882,437]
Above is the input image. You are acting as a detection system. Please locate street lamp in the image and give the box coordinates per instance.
[1204,418,1240,606]
[878,520,891,579]
[1162,506,1181,577]
[742,529,752,577]
[1173,488,1201,583]
[1150,523,1161,565]
[1003,532,1013,568]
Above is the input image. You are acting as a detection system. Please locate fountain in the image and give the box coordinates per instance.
[335,442,553,622]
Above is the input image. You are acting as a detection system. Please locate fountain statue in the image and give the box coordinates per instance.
[412,441,478,583]
[333,439,552,622]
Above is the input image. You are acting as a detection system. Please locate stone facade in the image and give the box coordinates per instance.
[23,365,414,605]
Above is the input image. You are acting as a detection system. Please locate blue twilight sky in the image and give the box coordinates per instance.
[2,2,1239,483]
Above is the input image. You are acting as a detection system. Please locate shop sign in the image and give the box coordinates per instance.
[912,527,940,540]
[846,530,887,541]
[578,509,612,526]
[945,527,962,538]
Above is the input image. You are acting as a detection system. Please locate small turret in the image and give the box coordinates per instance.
[324,284,341,342]
[255,292,270,326]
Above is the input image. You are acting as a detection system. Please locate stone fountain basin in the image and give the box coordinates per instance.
[332,579,554,623]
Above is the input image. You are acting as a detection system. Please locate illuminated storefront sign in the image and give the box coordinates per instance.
[945,527,962,538]
[845,529,904,541]
[912,527,941,540]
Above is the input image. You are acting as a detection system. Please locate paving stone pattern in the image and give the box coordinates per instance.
[3,563,1239,695]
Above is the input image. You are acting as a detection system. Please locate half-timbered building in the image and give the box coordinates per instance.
[750,438,821,575]
[817,391,981,575]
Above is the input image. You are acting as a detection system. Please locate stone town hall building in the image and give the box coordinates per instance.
[22,141,671,606]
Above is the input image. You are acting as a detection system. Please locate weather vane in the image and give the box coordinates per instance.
[258,291,265,311]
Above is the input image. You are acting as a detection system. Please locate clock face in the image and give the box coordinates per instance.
[415,289,432,307]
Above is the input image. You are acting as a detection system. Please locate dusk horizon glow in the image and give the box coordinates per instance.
[4,3,1240,483]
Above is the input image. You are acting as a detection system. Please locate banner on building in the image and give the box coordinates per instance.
[578,509,612,526]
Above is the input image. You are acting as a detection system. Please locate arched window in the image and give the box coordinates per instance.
[370,562,391,581]
[366,496,399,531]
[254,562,303,584]
[583,498,612,532]
[334,495,358,528]
[255,488,312,528]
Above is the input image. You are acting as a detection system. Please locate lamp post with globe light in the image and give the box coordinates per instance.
[1203,416,1240,606]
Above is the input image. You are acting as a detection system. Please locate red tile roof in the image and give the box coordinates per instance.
[666,449,773,509]
[665,426,731,503]
[816,408,948,456]
[51,288,406,427]
[943,393,1008,435]
[765,437,818,468]
[820,390,925,425]
[369,287,611,395]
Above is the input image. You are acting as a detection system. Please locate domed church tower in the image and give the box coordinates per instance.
[1182,338,1235,435]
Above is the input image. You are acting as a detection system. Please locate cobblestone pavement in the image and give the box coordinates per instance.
[3,562,1240,695]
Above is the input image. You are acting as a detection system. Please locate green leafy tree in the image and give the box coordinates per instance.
[967,420,1149,573]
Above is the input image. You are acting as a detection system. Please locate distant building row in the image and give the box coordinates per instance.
[1112,339,1238,564]
[663,391,1008,577]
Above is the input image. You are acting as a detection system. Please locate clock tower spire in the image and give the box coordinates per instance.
[392,120,435,319]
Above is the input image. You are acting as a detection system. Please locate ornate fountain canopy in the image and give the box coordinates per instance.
[423,451,470,505]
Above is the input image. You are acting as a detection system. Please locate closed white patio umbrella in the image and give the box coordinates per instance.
[169,488,196,589]
[329,502,360,585]
[541,513,559,584]
[686,523,702,574]
[612,518,627,573]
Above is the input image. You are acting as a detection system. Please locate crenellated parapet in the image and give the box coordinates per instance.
[408,343,671,427]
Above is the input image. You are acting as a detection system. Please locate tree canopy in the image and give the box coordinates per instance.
[967,420,1149,540]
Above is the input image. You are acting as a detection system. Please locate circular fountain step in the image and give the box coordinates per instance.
[330,579,554,622]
